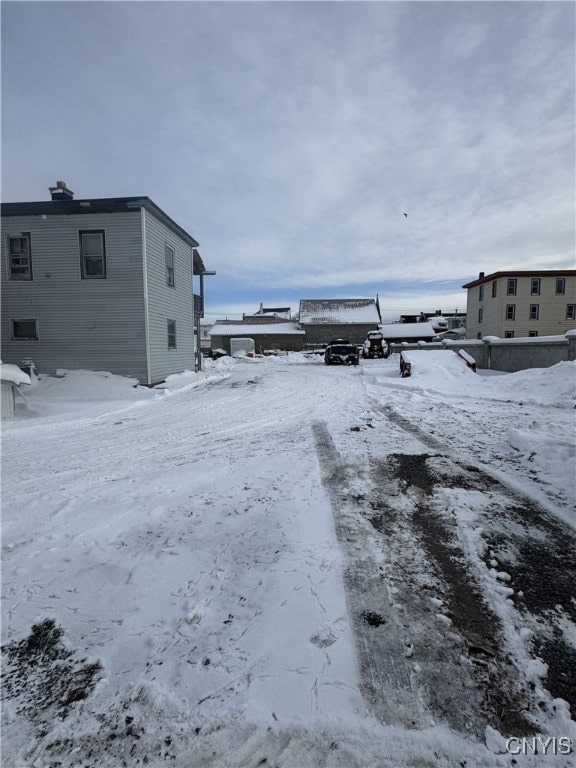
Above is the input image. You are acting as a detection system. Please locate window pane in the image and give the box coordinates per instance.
[8,235,32,280]
[80,231,106,278]
[82,233,103,255]
[167,320,176,348]
[85,257,104,276]
[556,278,565,295]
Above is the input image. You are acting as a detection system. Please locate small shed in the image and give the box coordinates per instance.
[1,363,31,420]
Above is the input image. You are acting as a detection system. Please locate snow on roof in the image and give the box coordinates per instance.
[299,299,380,324]
[380,322,437,339]
[0,363,31,386]
[210,322,305,336]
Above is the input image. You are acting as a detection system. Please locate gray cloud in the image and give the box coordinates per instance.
[2,1,573,311]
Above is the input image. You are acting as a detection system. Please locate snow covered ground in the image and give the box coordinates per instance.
[2,352,575,767]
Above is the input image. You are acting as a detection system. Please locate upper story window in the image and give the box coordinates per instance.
[531,278,541,295]
[506,278,517,296]
[79,230,106,278]
[556,277,566,295]
[567,304,576,320]
[529,304,539,320]
[165,244,175,287]
[7,234,33,280]
[167,319,177,349]
[478,308,483,323]
[491,280,497,298]
[478,285,484,301]
[11,318,38,340]
[505,304,516,321]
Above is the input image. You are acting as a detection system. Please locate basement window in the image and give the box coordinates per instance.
[11,318,38,340]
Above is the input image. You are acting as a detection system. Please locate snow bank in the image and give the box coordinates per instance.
[0,362,31,386]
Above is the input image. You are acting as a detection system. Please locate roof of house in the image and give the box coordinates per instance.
[210,322,305,336]
[462,270,576,289]
[379,323,437,339]
[1,196,200,250]
[299,299,381,325]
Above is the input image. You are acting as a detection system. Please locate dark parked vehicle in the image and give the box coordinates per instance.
[362,330,389,359]
[324,339,360,366]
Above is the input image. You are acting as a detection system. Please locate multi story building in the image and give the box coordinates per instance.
[1,181,214,384]
[463,270,576,339]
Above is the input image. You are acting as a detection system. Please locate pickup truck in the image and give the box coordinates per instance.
[324,339,360,366]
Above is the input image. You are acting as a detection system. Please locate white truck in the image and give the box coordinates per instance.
[230,337,256,358]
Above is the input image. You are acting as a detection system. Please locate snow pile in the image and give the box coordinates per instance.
[0,362,31,386]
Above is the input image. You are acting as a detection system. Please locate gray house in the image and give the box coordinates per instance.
[1,182,214,385]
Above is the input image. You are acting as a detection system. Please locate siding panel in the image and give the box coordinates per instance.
[143,210,196,383]
[1,212,148,379]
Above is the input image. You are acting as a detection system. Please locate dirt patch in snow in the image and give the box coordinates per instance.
[2,618,103,733]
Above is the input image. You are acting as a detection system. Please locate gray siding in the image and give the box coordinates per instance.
[301,323,380,346]
[143,210,196,383]
[1,212,148,379]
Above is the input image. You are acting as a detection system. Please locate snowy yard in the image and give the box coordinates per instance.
[2,352,575,767]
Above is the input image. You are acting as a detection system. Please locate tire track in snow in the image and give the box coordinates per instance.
[311,420,425,728]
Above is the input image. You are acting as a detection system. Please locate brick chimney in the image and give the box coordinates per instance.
[49,180,74,201]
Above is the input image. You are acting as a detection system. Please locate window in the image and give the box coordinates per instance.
[556,277,566,295]
[11,319,38,340]
[505,304,516,321]
[529,304,539,320]
[165,244,175,287]
[505,331,515,338]
[478,308,483,323]
[492,280,497,298]
[531,278,541,295]
[79,230,106,278]
[567,304,576,320]
[478,285,484,301]
[167,319,177,349]
[7,234,33,280]
[507,278,517,296]
[528,331,538,337]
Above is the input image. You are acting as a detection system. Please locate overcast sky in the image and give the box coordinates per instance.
[2,1,574,321]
